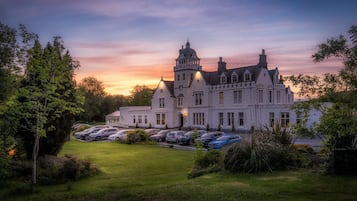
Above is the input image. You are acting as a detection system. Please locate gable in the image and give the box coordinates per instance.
[255,68,273,85]
[153,80,174,99]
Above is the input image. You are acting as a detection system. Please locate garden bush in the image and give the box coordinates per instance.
[126,129,149,144]
[188,149,223,179]
[38,154,98,184]
[224,130,317,173]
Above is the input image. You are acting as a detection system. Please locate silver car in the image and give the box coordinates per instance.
[108,129,134,141]
[88,128,119,141]
[165,131,185,143]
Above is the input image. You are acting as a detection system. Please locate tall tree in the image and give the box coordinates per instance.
[0,22,19,103]
[78,77,106,122]
[288,25,357,150]
[129,85,153,106]
[9,36,82,184]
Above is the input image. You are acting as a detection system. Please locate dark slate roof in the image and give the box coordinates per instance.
[163,81,174,97]
[201,65,269,85]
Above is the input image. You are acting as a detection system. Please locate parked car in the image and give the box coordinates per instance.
[208,134,241,149]
[144,129,160,136]
[108,129,134,141]
[195,131,225,147]
[149,130,171,142]
[165,131,185,143]
[177,130,207,145]
[72,123,91,131]
[75,127,105,140]
[88,128,119,141]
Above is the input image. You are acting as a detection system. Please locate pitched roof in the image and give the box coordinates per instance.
[163,80,174,97]
[201,65,267,85]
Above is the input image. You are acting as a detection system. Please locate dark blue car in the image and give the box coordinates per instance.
[195,132,225,147]
[208,135,241,149]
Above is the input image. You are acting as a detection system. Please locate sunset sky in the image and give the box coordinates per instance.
[2,0,356,95]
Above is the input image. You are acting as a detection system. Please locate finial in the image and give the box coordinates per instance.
[262,49,265,55]
[160,76,163,81]
[186,39,190,48]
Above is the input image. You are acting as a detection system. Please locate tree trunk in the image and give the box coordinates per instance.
[32,134,39,187]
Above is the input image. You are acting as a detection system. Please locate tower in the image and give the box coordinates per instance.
[173,41,202,96]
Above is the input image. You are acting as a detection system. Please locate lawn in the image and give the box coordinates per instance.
[1,139,357,201]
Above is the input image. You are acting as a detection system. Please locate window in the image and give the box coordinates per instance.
[233,90,242,104]
[277,91,281,103]
[177,74,180,81]
[269,112,274,127]
[193,113,205,125]
[133,115,136,124]
[280,112,289,127]
[144,115,147,124]
[269,90,273,103]
[219,92,224,104]
[156,114,160,125]
[287,94,291,103]
[138,115,142,124]
[159,98,165,108]
[161,113,166,125]
[219,112,224,126]
[221,75,226,84]
[239,112,244,126]
[156,113,166,125]
[193,92,203,105]
[227,112,234,126]
[232,74,238,83]
[244,73,251,81]
[258,89,263,103]
[177,96,184,106]
[183,73,186,80]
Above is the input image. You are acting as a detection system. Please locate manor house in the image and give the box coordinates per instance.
[110,41,297,131]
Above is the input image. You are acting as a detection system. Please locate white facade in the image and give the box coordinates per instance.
[117,42,297,131]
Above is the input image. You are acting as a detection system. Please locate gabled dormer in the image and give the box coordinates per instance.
[244,70,251,82]
[220,73,227,84]
[231,72,238,83]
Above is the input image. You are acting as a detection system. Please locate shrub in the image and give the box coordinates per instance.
[195,150,223,169]
[38,154,98,184]
[224,140,273,173]
[126,129,149,144]
[224,130,315,173]
[188,149,223,179]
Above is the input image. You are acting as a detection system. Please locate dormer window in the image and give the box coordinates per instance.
[232,73,238,83]
[220,74,227,84]
[244,71,251,82]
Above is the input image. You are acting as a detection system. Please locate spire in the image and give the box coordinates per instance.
[160,76,163,81]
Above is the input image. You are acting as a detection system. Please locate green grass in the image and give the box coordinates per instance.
[1,140,357,201]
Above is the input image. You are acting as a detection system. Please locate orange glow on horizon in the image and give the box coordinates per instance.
[74,50,343,96]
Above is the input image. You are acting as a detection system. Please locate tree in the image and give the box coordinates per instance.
[129,85,153,106]
[0,22,36,179]
[288,25,357,151]
[8,35,82,185]
[78,77,106,122]
[102,94,128,115]
[0,22,18,103]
